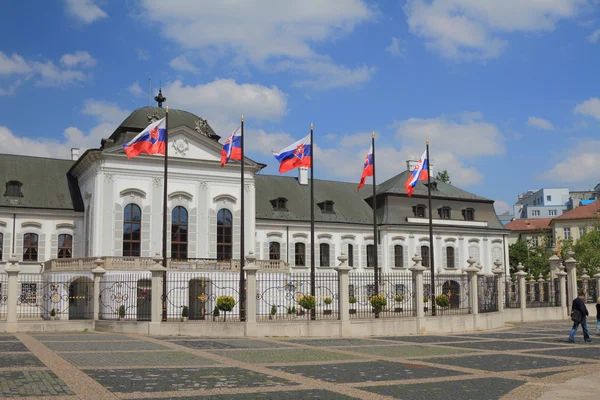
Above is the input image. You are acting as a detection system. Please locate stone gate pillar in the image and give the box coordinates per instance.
[515,263,528,320]
[492,259,504,313]
[410,254,426,333]
[335,253,351,337]
[564,251,578,305]
[91,259,106,321]
[6,256,20,332]
[244,253,259,337]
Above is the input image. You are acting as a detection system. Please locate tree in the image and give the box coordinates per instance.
[508,241,528,274]
[508,239,551,277]
[572,226,600,276]
[435,170,451,184]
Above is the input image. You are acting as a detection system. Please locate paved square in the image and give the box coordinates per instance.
[375,335,483,343]
[33,333,136,341]
[173,339,291,350]
[0,353,45,368]
[344,344,468,358]
[439,339,562,351]
[43,340,168,352]
[148,390,359,399]
[422,353,585,372]
[0,335,18,341]
[528,346,600,360]
[285,338,380,347]
[0,342,30,353]
[59,351,220,367]
[84,367,298,392]
[271,360,468,383]
[210,348,364,364]
[361,377,524,399]
[0,370,73,397]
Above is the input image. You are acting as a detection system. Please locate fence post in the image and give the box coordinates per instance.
[548,247,560,280]
[515,263,527,320]
[244,252,259,337]
[149,258,166,334]
[556,262,567,315]
[6,256,20,332]
[335,253,351,337]
[594,271,600,301]
[581,273,590,299]
[564,251,578,306]
[91,258,106,322]
[409,254,426,333]
[465,258,479,316]
[492,259,504,313]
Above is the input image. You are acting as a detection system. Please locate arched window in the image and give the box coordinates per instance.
[294,243,305,266]
[23,233,38,261]
[0,232,3,260]
[58,234,72,259]
[217,209,232,261]
[320,243,330,267]
[171,206,188,260]
[394,245,403,267]
[123,204,141,257]
[269,242,280,260]
[421,245,430,268]
[446,247,455,268]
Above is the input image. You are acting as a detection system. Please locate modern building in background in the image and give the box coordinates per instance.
[550,199,600,244]
[512,187,598,221]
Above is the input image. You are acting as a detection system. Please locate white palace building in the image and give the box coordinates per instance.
[0,101,510,323]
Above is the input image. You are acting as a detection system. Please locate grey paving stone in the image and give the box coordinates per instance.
[44,340,168,352]
[523,371,567,379]
[285,338,381,347]
[0,353,45,368]
[147,390,359,399]
[0,335,18,341]
[0,342,30,352]
[271,360,467,383]
[361,377,524,399]
[84,367,297,393]
[523,337,599,345]
[173,339,290,350]
[457,332,558,339]
[210,348,363,364]
[346,344,467,358]
[374,335,483,344]
[0,370,73,397]
[439,339,562,351]
[422,354,585,372]
[34,333,136,341]
[528,346,600,360]
[60,351,220,367]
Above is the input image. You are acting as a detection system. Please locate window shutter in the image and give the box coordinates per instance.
[290,242,295,267]
[50,234,58,260]
[403,245,409,267]
[263,242,269,260]
[72,234,80,258]
[208,209,217,258]
[315,244,320,267]
[443,246,448,269]
[306,242,311,267]
[3,233,11,260]
[389,245,394,268]
[113,203,123,256]
[38,234,46,262]
[330,243,335,267]
[255,241,260,258]
[361,245,366,268]
[142,206,152,257]
[15,233,23,261]
[189,208,198,258]
[455,246,460,269]
[377,245,382,269]
[353,244,359,269]
[233,211,241,260]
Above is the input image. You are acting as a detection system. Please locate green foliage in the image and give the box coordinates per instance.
[50,308,56,317]
[348,296,357,304]
[423,296,429,303]
[572,227,600,275]
[395,294,403,303]
[435,294,450,308]
[435,170,451,184]
[286,306,296,315]
[216,296,235,312]
[369,294,387,309]
[181,306,189,318]
[270,305,278,316]
[508,239,550,277]
[213,306,220,317]
[323,297,332,306]
[118,305,126,319]
[298,295,316,310]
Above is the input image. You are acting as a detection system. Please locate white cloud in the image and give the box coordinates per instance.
[574,97,600,120]
[33,60,88,87]
[64,0,108,24]
[527,116,554,131]
[588,28,600,43]
[136,49,150,61]
[169,55,198,72]
[140,0,375,89]
[0,52,31,75]
[82,99,130,124]
[542,139,600,184]
[494,200,511,215]
[60,51,97,68]
[128,82,144,97]
[404,0,586,61]
[386,37,407,57]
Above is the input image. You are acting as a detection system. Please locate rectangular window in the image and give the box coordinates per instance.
[0,232,3,260]
[579,227,585,238]
[20,283,37,304]
[421,245,430,268]
[394,245,403,267]
[294,243,305,267]
[446,247,455,268]
[394,284,407,296]
[549,210,557,216]
[547,195,551,201]
[347,244,354,267]
[319,243,330,267]
[531,236,538,247]
[269,242,280,260]
[563,228,571,240]
[366,244,375,268]
[532,210,540,217]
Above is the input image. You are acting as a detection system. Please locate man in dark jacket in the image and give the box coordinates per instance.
[569,291,592,343]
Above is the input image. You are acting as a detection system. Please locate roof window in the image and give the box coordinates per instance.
[4,181,23,197]
[270,197,288,211]
[318,200,335,214]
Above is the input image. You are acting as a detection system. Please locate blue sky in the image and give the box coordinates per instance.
[1,0,600,214]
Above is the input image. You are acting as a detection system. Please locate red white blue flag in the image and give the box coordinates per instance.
[123,118,166,159]
[272,134,311,174]
[357,144,373,191]
[220,125,242,167]
[404,150,429,197]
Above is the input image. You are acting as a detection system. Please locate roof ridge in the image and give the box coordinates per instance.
[0,153,75,162]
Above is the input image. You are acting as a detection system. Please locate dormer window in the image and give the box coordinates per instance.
[318,200,335,214]
[270,197,288,211]
[439,206,451,219]
[463,208,475,221]
[4,181,23,197]
[413,204,426,218]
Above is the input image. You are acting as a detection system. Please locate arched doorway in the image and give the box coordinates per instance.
[68,277,93,320]
[136,279,151,321]
[442,280,460,309]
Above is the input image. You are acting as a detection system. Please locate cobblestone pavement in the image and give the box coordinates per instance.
[0,321,599,399]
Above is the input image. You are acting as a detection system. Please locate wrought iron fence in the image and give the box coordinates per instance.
[478,276,498,313]
[348,272,414,319]
[17,274,94,321]
[526,280,557,308]
[424,273,471,315]
[164,272,241,322]
[504,277,519,308]
[256,272,338,321]
[99,273,151,321]
[0,274,7,321]
[584,279,598,304]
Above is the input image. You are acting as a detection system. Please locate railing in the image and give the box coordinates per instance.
[504,278,519,308]
[424,273,471,315]
[348,272,414,319]
[478,276,498,313]
[99,273,152,321]
[526,280,558,308]
[256,272,339,321]
[0,274,7,321]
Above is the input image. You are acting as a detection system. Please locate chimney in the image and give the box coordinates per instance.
[298,167,309,185]
[71,148,80,161]
[406,160,433,175]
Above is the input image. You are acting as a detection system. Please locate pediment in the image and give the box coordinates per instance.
[168,127,222,162]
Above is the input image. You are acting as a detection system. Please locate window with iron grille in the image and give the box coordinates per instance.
[348,284,355,298]
[394,284,407,295]
[20,283,37,304]
[366,284,375,299]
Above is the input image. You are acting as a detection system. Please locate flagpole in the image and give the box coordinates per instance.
[371,132,379,295]
[239,114,246,322]
[426,139,436,316]
[310,123,316,321]
[162,106,169,321]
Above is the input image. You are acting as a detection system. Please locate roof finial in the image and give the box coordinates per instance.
[154,88,166,108]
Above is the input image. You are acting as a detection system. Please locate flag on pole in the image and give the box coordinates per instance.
[220,125,242,166]
[357,144,373,191]
[404,149,429,197]
[123,118,166,158]
[272,134,311,174]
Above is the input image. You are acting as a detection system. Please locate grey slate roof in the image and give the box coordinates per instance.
[0,154,83,211]
[255,175,374,224]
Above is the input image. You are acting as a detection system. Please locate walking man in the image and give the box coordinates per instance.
[569,291,592,343]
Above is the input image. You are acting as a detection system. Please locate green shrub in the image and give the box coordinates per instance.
[50,308,56,317]
[216,296,235,312]
[395,294,403,303]
[324,297,332,306]
[118,305,126,319]
[423,296,429,303]
[287,306,296,315]
[181,306,189,318]
[349,296,357,304]
[369,294,387,309]
[213,306,220,317]
[435,294,450,308]
[298,295,316,310]
[270,305,278,316]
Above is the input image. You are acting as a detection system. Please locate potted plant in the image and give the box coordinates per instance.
[369,294,387,318]
[216,296,235,321]
[118,305,126,321]
[212,306,220,321]
[349,296,357,315]
[323,297,333,315]
[287,306,296,317]
[435,294,450,312]
[298,294,316,318]
[181,306,189,322]
[50,308,58,321]
[270,305,277,320]
[394,294,404,313]
[423,296,429,312]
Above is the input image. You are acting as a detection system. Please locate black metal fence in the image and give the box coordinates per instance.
[478,276,498,313]
[583,279,598,304]
[164,272,241,322]
[505,277,519,308]
[99,273,151,321]
[348,272,414,319]
[0,275,7,321]
[525,280,558,308]
[17,274,94,321]
[256,272,339,321]
[424,273,471,315]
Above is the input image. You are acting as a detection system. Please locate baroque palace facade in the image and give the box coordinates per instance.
[0,105,509,276]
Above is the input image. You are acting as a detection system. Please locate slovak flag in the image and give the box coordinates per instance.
[272,134,311,174]
[123,118,166,159]
[404,150,429,197]
[357,144,373,191]
[220,125,242,167]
